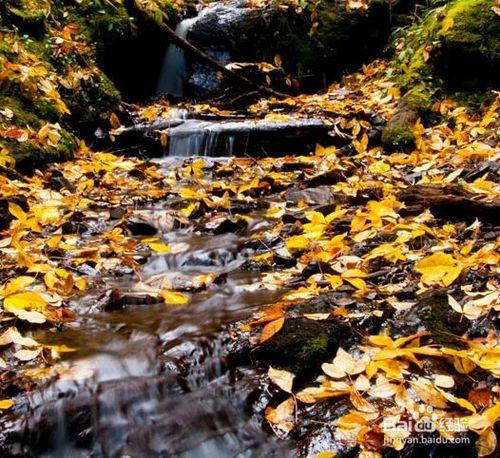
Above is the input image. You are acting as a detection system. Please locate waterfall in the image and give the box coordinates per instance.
[156,17,197,97]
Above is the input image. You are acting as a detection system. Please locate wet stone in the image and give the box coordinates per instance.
[254,317,354,380]
[390,291,467,345]
[284,186,336,206]
[125,217,158,236]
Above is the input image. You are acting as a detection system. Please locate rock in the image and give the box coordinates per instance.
[90,288,124,312]
[389,0,499,95]
[398,184,500,223]
[47,169,75,193]
[125,217,158,236]
[382,87,431,152]
[183,0,400,97]
[390,291,467,345]
[61,211,88,234]
[284,186,336,206]
[435,0,500,91]
[254,317,353,379]
[305,168,354,187]
[212,218,248,235]
[162,118,331,157]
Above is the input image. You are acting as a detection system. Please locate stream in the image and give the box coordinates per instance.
[0,159,292,457]
[1,3,321,456]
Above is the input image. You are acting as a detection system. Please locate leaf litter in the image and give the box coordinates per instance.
[0,60,498,455]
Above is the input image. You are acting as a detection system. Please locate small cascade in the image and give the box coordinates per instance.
[163,118,328,157]
[156,17,197,97]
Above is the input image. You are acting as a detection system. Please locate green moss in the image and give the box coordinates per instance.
[32,97,62,122]
[6,127,76,174]
[382,86,431,152]
[0,96,42,127]
[436,0,499,89]
[388,7,443,90]
[255,317,332,376]
[275,0,393,79]
[64,71,121,128]
[4,0,50,36]
[389,0,499,92]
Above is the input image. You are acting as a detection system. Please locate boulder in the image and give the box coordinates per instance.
[435,0,500,90]
[182,0,401,96]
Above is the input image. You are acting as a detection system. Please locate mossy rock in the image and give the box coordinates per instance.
[275,0,395,83]
[0,96,42,128]
[389,0,499,93]
[382,86,432,152]
[63,71,121,130]
[6,128,76,174]
[4,0,50,36]
[390,290,467,346]
[435,0,500,90]
[254,317,353,379]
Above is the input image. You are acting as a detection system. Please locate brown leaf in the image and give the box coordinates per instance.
[361,426,385,452]
[468,387,493,409]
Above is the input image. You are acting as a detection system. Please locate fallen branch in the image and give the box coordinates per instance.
[399,184,500,223]
[133,0,289,99]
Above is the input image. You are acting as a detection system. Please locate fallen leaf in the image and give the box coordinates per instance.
[268,366,295,393]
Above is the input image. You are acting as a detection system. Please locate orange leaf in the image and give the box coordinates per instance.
[260,317,285,343]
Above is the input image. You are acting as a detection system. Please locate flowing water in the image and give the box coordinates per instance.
[164,118,327,157]
[156,18,197,97]
[155,0,247,98]
[0,162,291,456]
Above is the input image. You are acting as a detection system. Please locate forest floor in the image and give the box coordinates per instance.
[0,60,499,455]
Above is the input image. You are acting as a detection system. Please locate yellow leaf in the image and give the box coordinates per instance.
[8,202,26,221]
[44,271,58,289]
[265,397,294,433]
[442,16,454,32]
[344,277,367,290]
[368,161,390,174]
[349,389,377,413]
[180,202,199,218]
[286,235,311,251]
[4,292,47,312]
[74,278,87,291]
[415,252,463,286]
[325,274,343,289]
[409,377,448,409]
[1,276,35,296]
[0,327,39,347]
[476,428,497,457]
[148,242,171,253]
[10,309,47,324]
[160,290,188,305]
[260,317,285,343]
[341,269,368,279]
[14,348,41,361]
[0,399,14,410]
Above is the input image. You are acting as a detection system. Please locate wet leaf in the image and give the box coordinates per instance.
[160,290,188,305]
[265,397,294,433]
[260,317,285,343]
[268,366,294,393]
[0,399,14,410]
